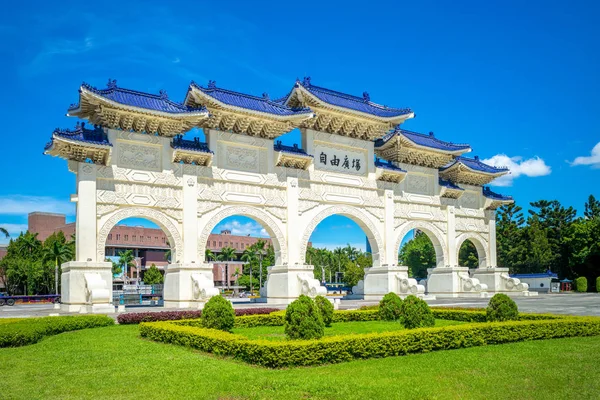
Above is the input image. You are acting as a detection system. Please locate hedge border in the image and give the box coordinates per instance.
[140,315,600,368]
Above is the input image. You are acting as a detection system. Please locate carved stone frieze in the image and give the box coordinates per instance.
[394,202,446,222]
[117,142,161,172]
[97,181,182,208]
[455,216,488,233]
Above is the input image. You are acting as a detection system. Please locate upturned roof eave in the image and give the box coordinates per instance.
[440,161,509,176]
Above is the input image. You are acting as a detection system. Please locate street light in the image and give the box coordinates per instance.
[135,257,144,284]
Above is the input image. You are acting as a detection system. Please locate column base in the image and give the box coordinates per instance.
[265,264,326,304]
[471,267,534,296]
[163,263,218,309]
[60,261,114,313]
[427,266,489,298]
[361,265,428,301]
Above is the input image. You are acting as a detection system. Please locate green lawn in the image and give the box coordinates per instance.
[233,319,465,341]
[1,324,599,399]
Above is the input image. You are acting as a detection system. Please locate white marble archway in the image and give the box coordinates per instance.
[456,232,489,269]
[97,206,183,263]
[298,205,385,267]
[394,221,447,268]
[197,205,287,265]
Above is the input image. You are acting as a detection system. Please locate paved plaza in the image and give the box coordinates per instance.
[2,293,598,319]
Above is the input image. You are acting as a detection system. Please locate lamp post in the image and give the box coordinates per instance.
[135,257,144,284]
[220,265,225,292]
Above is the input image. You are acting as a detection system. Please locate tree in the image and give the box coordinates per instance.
[584,195,600,220]
[107,258,122,276]
[118,250,135,279]
[241,246,257,293]
[496,203,527,272]
[42,233,73,294]
[524,216,554,273]
[205,248,215,262]
[220,246,236,288]
[458,240,479,268]
[143,264,163,285]
[398,231,435,278]
[0,227,9,238]
[343,260,364,289]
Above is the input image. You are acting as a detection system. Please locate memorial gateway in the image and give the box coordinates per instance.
[44,77,532,312]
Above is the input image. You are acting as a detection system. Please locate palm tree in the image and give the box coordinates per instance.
[43,240,73,295]
[334,247,344,283]
[0,227,9,238]
[253,240,267,291]
[118,250,135,281]
[241,247,257,293]
[220,246,236,289]
[344,244,359,262]
[205,248,215,262]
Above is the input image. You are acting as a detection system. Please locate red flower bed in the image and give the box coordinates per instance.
[117,307,279,325]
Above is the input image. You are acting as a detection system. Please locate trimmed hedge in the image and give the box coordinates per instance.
[315,296,334,327]
[117,307,279,325]
[0,315,114,348]
[576,277,588,293]
[140,316,600,368]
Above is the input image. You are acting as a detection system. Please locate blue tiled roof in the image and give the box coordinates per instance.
[510,271,558,279]
[439,178,463,190]
[375,128,471,152]
[440,156,509,174]
[74,79,206,114]
[171,135,212,153]
[190,81,312,116]
[274,141,312,156]
[375,158,406,172]
[293,77,412,118]
[483,186,513,201]
[45,123,111,151]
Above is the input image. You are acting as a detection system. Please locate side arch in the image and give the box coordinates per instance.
[394,221,447,268]
[299,205,384,267]
[455,232,489,268]
[97,207,183,262]
[197,206,287,265]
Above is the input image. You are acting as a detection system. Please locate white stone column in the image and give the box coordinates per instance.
[487,210,497,268]
[61,162,113,313]
[286,177,300,265]
[164,167,218,308]
[383,189,395,266]
[446,205,457,267]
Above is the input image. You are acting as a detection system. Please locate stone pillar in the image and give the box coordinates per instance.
[164,169,217,308]
[487,210,497,268]
[266,177,324,304]
[61,162,113,313]
[446,205,457,267]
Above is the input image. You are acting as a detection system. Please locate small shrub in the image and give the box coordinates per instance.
[284,295,324,340]
[486,293,519,322]
[314,296,334,327]
[201,295,235,332]
[575,277,588,293]
[597,277,600,293]
[400,295,435,329]
[378,292,403,321]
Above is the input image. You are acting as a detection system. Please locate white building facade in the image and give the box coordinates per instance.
[45,77,530,312]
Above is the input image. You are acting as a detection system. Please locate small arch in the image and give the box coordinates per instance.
[456,232,489,269]
[97,207,182,263]
[395,221,447,268]
[198,206,287,265]
[299,205,384,267]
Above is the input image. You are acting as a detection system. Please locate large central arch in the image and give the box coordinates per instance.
[456,232,489,268]
[197,205,288,265]
[394,220,447,268]
[97,206,183,263]
[299,205,385,267]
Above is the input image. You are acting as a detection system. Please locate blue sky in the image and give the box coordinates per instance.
[0,0,599,250]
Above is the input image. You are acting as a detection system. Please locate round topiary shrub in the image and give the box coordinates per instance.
[201,295,235,332]
[314,295,334,327]
[378,292,403,321]
[486,293,519,322]
[284,295,325,340]
[575,277,588,293]
[400,295,435,329]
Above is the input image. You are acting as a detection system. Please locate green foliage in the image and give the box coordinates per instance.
[314,295,334,327]
[398,231,436,278]
[399,295,435,329]
[306,244,372,284]
[201,295,235,332]
[378,292,403,321]
[575,277,588,292]
[0,315,114,347]
[459,240,480,268]
[118,250,135,274]
[143,264,163,285]
[487,294,519,322]
[597,277,600,293]
[284,295,324,340]
[584,195,600,220]
[343,261,364,288]
[141,314,600,368]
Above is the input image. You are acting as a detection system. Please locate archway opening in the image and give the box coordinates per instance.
[206,215,275,296]
[457,236,487,269]
[397,229,438,279]
[307,215,374,293]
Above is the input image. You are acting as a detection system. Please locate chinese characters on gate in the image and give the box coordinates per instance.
[319,152,362,172]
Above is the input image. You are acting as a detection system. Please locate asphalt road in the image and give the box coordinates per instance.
[1,293,599,319]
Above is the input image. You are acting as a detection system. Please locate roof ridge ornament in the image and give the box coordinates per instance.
[159,89,168,99]
[363,92,370,102]
[429,131,434,137]
[302,76,311,86]
[207,80,216,89]
[262,92,270,101]
[107,79,117,89]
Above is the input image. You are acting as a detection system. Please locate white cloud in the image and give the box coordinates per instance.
[213,219,269,238]
[481,154,551,187]
[570,142,600,168]
[0,195,74,216]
